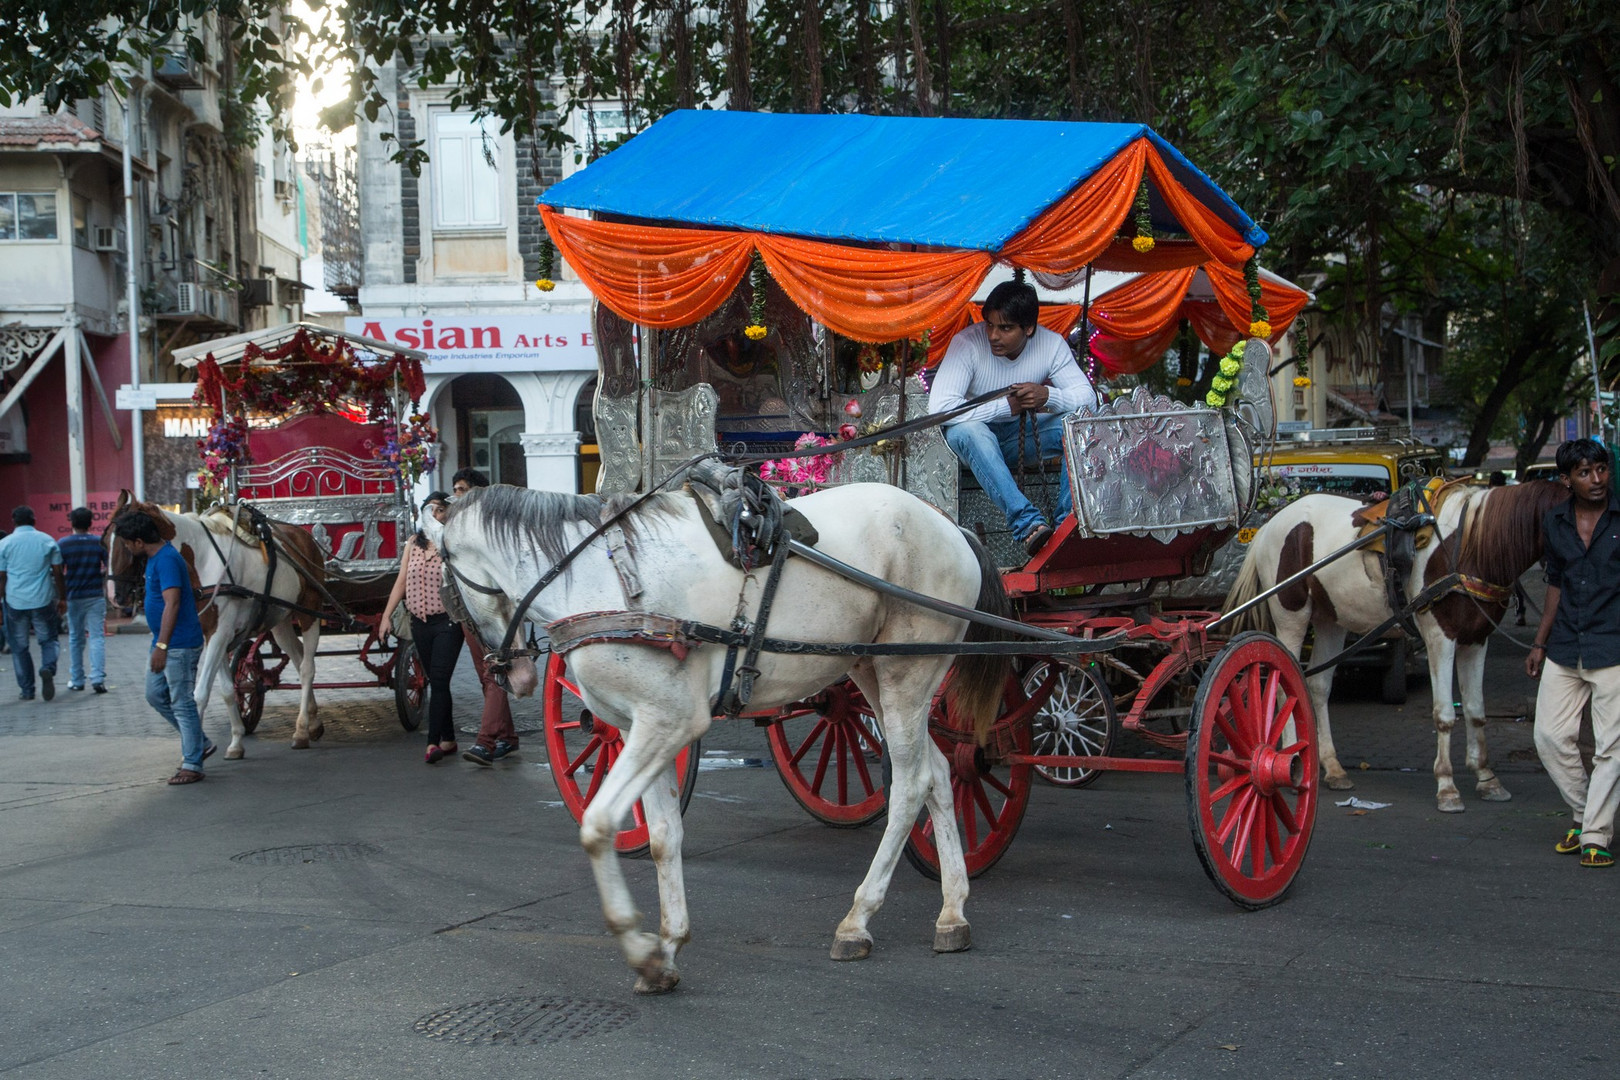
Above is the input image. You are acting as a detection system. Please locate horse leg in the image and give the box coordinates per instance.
[1424,631,1465,812]
[1457,643,1510,801]
[297,619,323,741]
[830,661,963,960]
[274,620,320,748]
[1306,621,1353,790]
[197,606,246,759]
[637,761,691,995]
[576,693,705,993]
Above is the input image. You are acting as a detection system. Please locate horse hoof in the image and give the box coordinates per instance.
[290,737,310,750]
[633,970,680,995]
[1437,795,1466,813]
[830,934,873,962]
[934,923,972,953]
[308,724,325,743]
[1477,782,1512,802]
[225,747,245,760]
[1325,774,1356,791]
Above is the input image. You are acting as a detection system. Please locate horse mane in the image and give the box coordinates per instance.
[454,484,680,566]
[1458,478,1570,585]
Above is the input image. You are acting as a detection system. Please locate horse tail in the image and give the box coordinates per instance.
[943,528,1013,746]
[1223,534,1273,634]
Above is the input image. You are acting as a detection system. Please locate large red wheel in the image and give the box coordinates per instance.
[543,652,700,856]
[392,640,425,732]
[765,680,887,827]
[232,632,273,734]
[1185,631,1318,909]
[904,673,1038,880]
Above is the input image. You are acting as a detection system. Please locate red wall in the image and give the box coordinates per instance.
[0,333,136,538]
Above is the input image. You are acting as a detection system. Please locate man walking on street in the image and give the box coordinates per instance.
[1526,437,1620,868]
[57,507,109,693]
[114,511,213,785]
[450,468,521,767]
[0,505,65,701]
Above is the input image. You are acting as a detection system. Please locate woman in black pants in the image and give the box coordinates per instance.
[381,493,464,762]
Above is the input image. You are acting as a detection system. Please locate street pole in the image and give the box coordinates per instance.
[1586,300,1606,444]
[122,84,146,500]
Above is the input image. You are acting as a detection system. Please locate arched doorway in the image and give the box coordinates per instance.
[451,374,527,487]
[574,376,599,493]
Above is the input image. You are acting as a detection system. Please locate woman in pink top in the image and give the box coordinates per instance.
[381,493,464,762]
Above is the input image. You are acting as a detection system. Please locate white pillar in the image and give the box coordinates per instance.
[64,325,86,507]
[521,431,582,493]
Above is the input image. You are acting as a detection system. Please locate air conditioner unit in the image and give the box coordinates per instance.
[155,51,204,90]
[175,282,202,315]
[92,226,120,252]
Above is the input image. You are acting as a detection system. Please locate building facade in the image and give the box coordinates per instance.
[0,13,306,533]
[350,62,604,496]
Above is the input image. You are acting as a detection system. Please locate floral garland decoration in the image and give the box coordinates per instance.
[534,235,556,292]
[1244,255,1271,338]
[1132,181,1155,253]
[1292,325,1312,387]
[192,329,431,491]
[744,251,769,341]
[368,412,439,488]
[759,433,837,490]
[1206,340,1245,408]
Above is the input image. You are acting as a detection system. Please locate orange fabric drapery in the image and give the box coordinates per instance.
[541,207,755,329]
[1141,146,1255,267]
[925,303,1084,365]
[1205,260,1310,342]
[1184,300,1244,359]
[998,140,1146,275]
[1090,237,1211,273]
[1090,323,1182,376]
[753,234,992,344]
[1087,266,1198,340]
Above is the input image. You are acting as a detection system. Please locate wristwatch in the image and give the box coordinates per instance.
[155,642,169,651]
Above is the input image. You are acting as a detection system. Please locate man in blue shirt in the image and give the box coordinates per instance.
[113,510,213,785]
[0,505,66,701]
[1525,438,1620,868]
[56,506,109,693]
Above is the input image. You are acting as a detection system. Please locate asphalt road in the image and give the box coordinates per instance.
[0,622,1612,1080]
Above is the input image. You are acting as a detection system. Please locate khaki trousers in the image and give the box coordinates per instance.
[1534,659,1620,849]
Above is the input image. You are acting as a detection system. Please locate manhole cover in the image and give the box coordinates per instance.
[230,843,380,866]
[414,996,636,1044]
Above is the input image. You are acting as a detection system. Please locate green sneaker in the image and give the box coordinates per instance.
[1579,845,1614,869]
[1556,828,1583,855]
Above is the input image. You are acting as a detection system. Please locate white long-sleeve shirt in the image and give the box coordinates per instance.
[927,322,1098,426]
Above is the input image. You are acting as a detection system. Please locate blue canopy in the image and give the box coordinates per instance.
[538,110,1267,250]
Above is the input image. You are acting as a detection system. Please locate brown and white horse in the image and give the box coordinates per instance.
[1225,480,1568,812]
[106,491,327,757]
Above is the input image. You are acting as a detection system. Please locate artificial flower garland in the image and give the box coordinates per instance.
[1132,180,1155,253]
[1292,326,1312,387]
[534,233,556,292]
[744,252,769,340]
[1244,255,1270,337]
[1206,340,1246,408]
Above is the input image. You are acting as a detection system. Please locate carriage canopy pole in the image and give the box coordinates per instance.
[1203,517,1412,633]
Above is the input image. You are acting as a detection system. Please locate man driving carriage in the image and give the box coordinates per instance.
[927,280,1098,557]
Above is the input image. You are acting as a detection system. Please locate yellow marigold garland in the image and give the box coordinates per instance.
[535,229,556,292]
[1133,181,1155,253]
[1244,255,1268,338]
[744,250,769,340]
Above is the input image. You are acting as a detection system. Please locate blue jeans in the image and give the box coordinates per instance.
[146,646,207,771]
[4,603,60,696]
[944,414,1073,540]
[65,594,107,688]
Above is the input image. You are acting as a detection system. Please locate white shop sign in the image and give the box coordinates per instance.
[347,315,598,374]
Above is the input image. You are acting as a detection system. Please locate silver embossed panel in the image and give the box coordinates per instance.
[826,378,958,519]
[1064,386,1241,542]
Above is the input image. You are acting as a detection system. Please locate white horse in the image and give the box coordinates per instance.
[1225,480,1568,812]
[430,481,1010,994]
[108,492,326,758]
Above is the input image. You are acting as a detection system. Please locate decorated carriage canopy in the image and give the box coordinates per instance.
[170,323,435,492]
[537,110,1288,353]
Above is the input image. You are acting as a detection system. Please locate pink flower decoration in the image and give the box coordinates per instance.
[843,399,863,418]
[839,423,858,441]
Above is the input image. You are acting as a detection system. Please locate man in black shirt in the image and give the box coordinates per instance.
[1526,438,1620,867]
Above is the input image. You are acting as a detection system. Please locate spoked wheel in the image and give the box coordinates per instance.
[392,640,425,731]
[765,679,887,827]
[904,673,1038,880]
[543,653,700,856]
[1186,631,1318,909]
[232,633,270,734]
[1023,659,1115,787]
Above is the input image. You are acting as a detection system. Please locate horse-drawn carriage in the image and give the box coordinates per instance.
[448,110,1331,959]
[160,324,435,743]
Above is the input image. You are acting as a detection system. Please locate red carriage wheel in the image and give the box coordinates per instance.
[904,673,1037,880]
[1185,631,1318,909]
[232,633,271,734]
[1023,659,1115,787]
[392,640,425,732]
[765,679,887,827]
[543,652,700,856]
